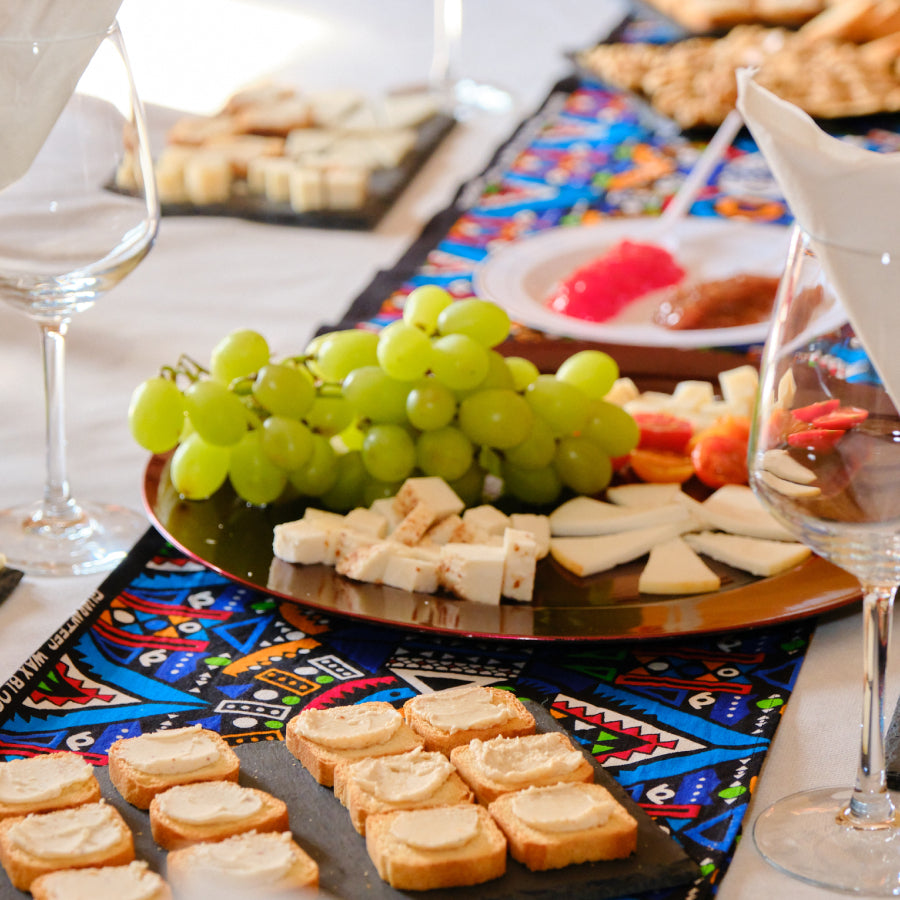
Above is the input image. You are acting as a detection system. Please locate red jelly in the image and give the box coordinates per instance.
[546,240,686,322]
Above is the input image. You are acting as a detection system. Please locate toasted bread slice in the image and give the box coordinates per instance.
[108,726,240,809]
[0,752,100,819]
[365,803,506,890]
[31,861,171,900]
[149,780,289,850]
[402,685,535,754]
[0,801,134,891]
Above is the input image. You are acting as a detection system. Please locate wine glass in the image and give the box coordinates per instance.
[0,21,159,576]
[748,225,900,893]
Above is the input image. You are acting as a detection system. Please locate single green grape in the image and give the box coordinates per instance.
[503,415,556,469]
[362,424,417,483]
[229,430,288,506]
[315,329,379,383]
[183,379,248,447]
[402,285,453,334]
[555,349,619,400]
[430,333,490,390]
[170,432,230,500]
[289,434,338,497]
[416,426,474,481]
[505,356,540,391]
[406,378,456,431]
[376,321,433,381]
[524,375,588,437]
[456,350,515,398]
[582,399,640,458]
[553,435,612,495]
[261,416,314,471]
[210,329,270,384]
[342,366,411,424]
[320,450,367,511]
[305,394,353,436]
[128,376,185,454]
[363,479,403,505]
[502,462,562,506]
[457,389,533,449]
[436,298,510,347]
[252,363,315,419]
[448,462,485,507]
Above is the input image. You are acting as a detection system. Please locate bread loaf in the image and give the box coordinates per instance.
[30,861,171,900]
[149,780,289,850]
[488,782,637,871]
[365,803,506,890]
[402,685,536,754]
[450,731,594,804]
[0,801,134,891]
[334,746,473,834]
[108,725,240,809]
[165,830,318,894]
[0,752,100,819]
[286,700,424,786]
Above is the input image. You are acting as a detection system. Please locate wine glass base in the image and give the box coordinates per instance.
[754,787,900,895]
[0,500,148,577]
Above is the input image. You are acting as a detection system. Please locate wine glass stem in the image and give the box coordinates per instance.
[39,319,79,524]
[845,582,896,827]
[430,0,462,94]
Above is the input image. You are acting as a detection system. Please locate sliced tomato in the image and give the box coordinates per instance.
[762,407,807,445]
[691,432,748,488]
[629,448,695,484]
[632,412,694,454]
[786,428,845,452]
[792,398,840,423]
[688,415,751,452]
[811,406,868,430]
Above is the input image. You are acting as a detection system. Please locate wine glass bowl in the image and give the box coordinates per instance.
[748,226,900,893]
[0,21,159,576]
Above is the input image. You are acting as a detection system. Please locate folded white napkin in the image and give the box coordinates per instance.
[0,0,123,190]
[736,68,900,407]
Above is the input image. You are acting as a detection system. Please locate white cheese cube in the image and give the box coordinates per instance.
[718,365,759,410]
[508,513,551,559]
[302,507,345,527]
[184,152,232,204]
[344,507,389,538]
[425,514,476,545]
[324,166,370,210]
[391,502,439,546]
[334,527,378,567]
[438,543,506,605]
[383,553,440,593]
[671,380,716,411]
[502,529,538,602]
[289,166,325,212]
[638,537,721,595]
[604,377,640,405]
[394,477,465,520]
[336,540,395,583]
[462,505,509,536]
[273,518,342,565]
[369,497,404,533]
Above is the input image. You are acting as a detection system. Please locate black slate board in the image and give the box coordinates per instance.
[0,569,23,608]
[0,703,699,899]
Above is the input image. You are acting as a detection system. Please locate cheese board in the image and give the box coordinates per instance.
[142,344,860,642]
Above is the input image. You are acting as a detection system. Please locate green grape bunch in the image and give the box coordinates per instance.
[128,288,639,510]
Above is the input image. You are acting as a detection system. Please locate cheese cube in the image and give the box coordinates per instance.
[334,527,378,567]
[501,529,538,602]
[391,502,438,546]
[369,497,404,533]
[438,543,506,605]
[383,553,439,594]
[273,518,342,565]
[462,505,509,536]
[289,166,325,212]
[303,507,345,527]
[184,152,232,204]
[324,166,370,210]
[508,513,551,559]
[671,380,716,411]
[718,365,759,411]
[394,477,464,520]
[336,540,395,583]
[424,514,477,545]
[604,377,640,405]
[344,507,389,538]
[638,537,721,595]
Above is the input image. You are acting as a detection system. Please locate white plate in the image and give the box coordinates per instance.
[474,217,792,348]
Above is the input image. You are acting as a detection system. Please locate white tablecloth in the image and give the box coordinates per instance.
[0,2,894,897]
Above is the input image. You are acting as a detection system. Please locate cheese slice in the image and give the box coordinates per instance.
[638,538,721,595]
[761,449,817,485]
[758,470,821,499]
[549,496,693,536]
[605,483,686,508]
[550,522,688,577]
[699,484,796,541]
[684,531,811,577]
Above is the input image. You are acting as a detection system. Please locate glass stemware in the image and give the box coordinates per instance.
[748,225,900,893]
[0,21,159,576]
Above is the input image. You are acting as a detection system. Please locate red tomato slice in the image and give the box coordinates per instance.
[629,448,695,484]
[786,428,845,452]
[690,433,749,488]
[811,406,868,430]
[792,399,840,423]
[632,412,694,454]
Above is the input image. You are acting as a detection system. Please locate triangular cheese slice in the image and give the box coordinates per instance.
[699,484,795,541]
[550,522,688,577]
[638,537,721,595]
[549,495,693,537]
[684,531,811,577]
[605,483,686,508]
